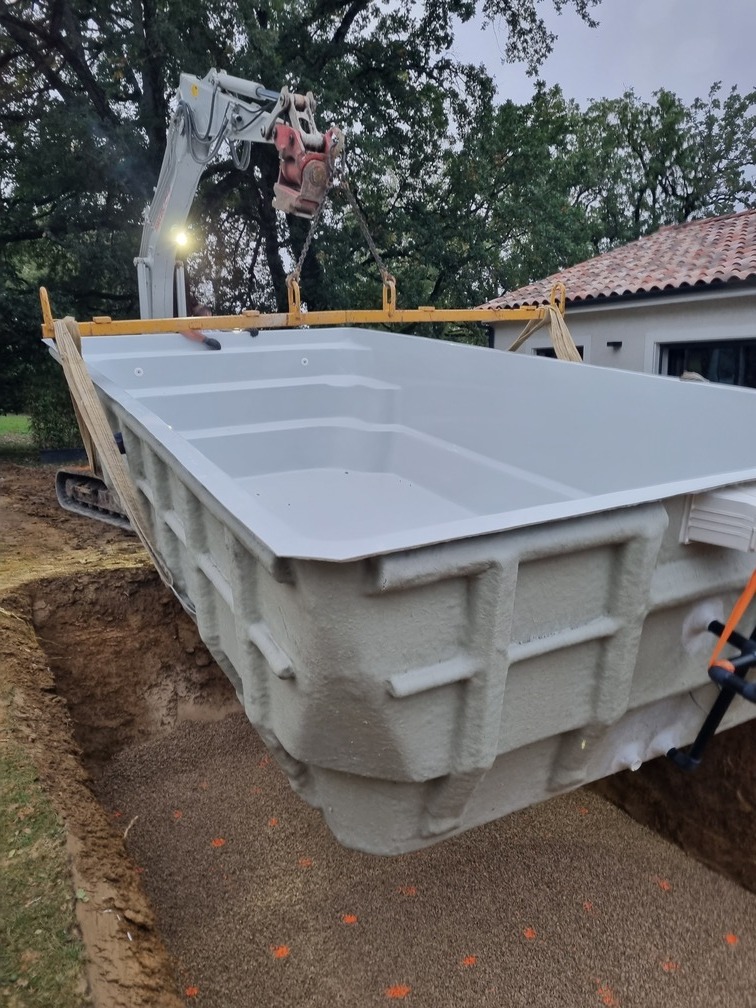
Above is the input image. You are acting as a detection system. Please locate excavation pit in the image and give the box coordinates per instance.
[29,566,240,772]
[6,553,754,1008]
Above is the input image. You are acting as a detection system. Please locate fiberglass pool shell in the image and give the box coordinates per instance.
[48,327,756,853]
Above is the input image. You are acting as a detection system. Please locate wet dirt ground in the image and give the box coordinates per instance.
[2,460,756,1008]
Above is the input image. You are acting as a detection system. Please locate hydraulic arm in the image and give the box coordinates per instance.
[136,69,341,319]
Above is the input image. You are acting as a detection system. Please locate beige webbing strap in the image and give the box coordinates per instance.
[53,317,174,588]
[507,305,582,363]
[49,311,98,472]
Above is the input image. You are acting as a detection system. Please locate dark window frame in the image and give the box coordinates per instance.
[660,339,756,388]
[534,346,584,360]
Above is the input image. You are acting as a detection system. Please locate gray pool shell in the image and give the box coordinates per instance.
[49,327,756,853]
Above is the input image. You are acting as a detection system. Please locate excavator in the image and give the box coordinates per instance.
[55,69,343,527]
[135,69,342,321]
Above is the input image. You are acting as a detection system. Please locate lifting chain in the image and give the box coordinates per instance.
[340,177,393,283]
[286,142,395,311]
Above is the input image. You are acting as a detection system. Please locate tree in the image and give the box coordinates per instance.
[3,1,756,409]
[569,84,756,250]
[442,81,756,297]
[0,0,601,386]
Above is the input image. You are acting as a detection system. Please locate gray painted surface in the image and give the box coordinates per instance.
[52,327,756,853]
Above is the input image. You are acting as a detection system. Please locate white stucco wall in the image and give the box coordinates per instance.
[493,287,756,375]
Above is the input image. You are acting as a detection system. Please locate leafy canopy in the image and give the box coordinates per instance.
[1,0,755,406]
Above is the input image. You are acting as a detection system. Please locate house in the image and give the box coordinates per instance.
[484,209,756,386]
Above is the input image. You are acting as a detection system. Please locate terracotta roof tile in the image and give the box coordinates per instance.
[483,209,756,309]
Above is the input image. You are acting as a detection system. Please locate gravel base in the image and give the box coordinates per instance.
[97,711,756,1008]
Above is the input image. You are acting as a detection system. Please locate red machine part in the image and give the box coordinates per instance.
[272,125,339,218]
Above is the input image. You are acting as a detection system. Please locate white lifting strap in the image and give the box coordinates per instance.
[53,316,174,589]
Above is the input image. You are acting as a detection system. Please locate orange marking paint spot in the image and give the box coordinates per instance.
[396,885,417,896]
[661,960,679,973]
[656,878,672,892]
[298,857,313,868]
[198,780,209,790]
[210,837,226,848]
[583,901,594,912]
[173,810,183,820]
[596,984,618,1006]
[271,945,290,959]
[385,985,411,999]
[341,914,358,925]
[725,933,739,946]
[258,754,272,768]
[578,806,590,815]
[523,927,537,940]
[184,985,199,997]
[268,817,279,827]
[461,954,477,967]
[112,811,122,819]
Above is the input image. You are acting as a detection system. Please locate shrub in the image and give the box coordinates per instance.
[26,363,82,450]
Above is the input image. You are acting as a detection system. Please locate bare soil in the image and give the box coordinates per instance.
[2,460,756,1008]
[593,728,756,892]
[0,462,189,1007]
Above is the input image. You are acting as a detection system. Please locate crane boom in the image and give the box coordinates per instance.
[135,69,341,319]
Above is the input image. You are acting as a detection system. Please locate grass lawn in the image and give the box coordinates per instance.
[0,415,34,461]
[0,746,87,1006]
[0,415,31,436]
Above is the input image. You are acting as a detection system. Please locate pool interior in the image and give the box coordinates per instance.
[83,329,756,545]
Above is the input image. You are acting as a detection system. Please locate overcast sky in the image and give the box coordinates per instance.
[451,0,756,106]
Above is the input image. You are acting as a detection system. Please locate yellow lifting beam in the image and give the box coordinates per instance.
[40,282,567,341]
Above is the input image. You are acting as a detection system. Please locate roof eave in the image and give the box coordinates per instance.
[492,274,756,312]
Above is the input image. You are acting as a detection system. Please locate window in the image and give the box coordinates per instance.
[661,340,756,388]
[534,346,584,359]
